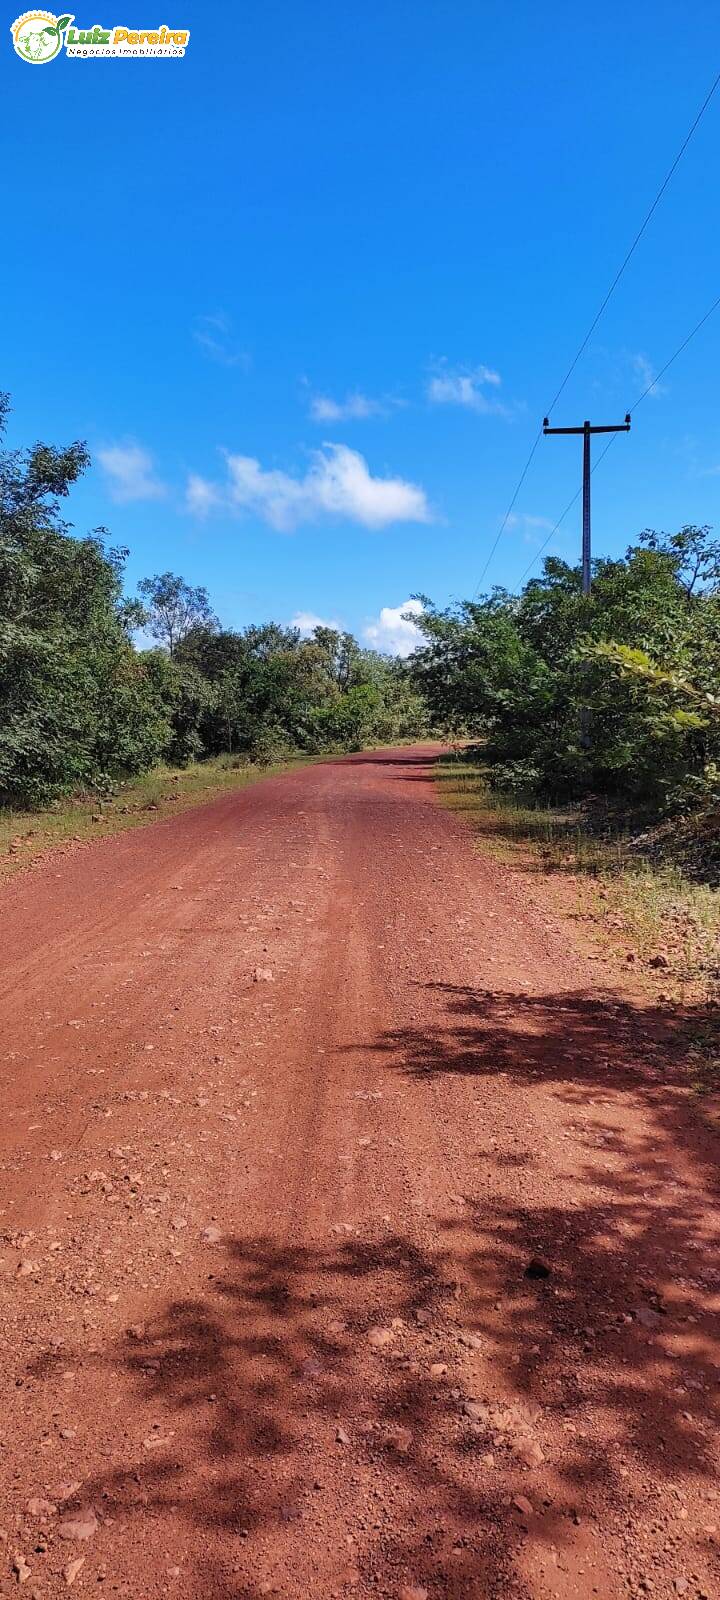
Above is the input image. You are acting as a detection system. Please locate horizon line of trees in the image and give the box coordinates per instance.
[1,396,718,833]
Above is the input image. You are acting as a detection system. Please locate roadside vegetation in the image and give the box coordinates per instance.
[410,525,719,1043]
[0,754,316,880]
[411,523,720,832]
[0,397,427,819]
[436,757,719,1009]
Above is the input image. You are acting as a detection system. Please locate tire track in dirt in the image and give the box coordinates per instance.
[0,748,718,1600]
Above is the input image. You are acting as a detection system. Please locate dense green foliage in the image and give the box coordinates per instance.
[0,400,169,805]
[0,405,426,806]
[412,525,720,814]
[148,620,427,770]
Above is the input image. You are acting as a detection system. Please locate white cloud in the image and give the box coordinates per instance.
[506,512,554,545]
[363,597,424,657]
[186,443,431,531]
[193,312,250,369]
[291,610,343,636]
[186,472,223,516]
[309,391,385,422]
[632,353,667,398]
[97,442,166,503]
[427,361,507,415]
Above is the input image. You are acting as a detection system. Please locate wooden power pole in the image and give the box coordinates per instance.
[542,414,631,594]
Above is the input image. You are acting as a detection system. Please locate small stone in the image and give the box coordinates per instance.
[367,1327,393,1349]
[515,1436,545,1466]
[387,1426,413,1453]
[58,1506,98,1542]
[201,1226,222,1244]
[336,1426,350,1446]
[513,1494,534,1518]
[63,1556,86,1586]
[430,1363,447,1378]
[25,1499,56,1518]
[253,968,274,982]
[635,1306,662,1330]
[12,1556,31,1585]
[399,1587,428,1600]
[55,1482,81,1506]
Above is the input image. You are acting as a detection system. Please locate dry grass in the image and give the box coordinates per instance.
[435,756,720,1013]
[0,755,312,881]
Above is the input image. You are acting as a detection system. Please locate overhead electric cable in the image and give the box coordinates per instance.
[473,427,543,594]
[474,67,720,595]
[628,287,720,406]
[544,66,720,420]
[518,286,720,584]
[517,436,617,586]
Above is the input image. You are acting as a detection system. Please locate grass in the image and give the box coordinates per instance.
[0,754,313,881]
[435,755,720,1015]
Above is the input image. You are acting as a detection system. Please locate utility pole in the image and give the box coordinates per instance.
[542,415,631,594]
[542,413,631,749]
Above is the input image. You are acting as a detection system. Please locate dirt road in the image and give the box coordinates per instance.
[1,747,718,1600]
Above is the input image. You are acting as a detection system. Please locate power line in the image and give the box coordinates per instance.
[473,426,543,594]
[518,285,720,585]
[545,66,720,419]
[474,66,720,594]
[629,288,720,407]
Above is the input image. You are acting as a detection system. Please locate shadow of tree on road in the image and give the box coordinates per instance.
[364,982,720,1586]
[76,983,720,1599]
[84,1232,541,1599]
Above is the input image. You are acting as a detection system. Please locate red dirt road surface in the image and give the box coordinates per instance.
[1,747,719,1600]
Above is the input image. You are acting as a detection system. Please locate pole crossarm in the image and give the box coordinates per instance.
[542,415,631,435]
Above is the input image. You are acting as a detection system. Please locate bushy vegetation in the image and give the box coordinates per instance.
[412,525,720,821]
[0,402,427,808]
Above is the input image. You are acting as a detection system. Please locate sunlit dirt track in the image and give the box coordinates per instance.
[1,747,718,1600]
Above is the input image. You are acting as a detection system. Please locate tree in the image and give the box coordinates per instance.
[412,526,720,808]
[638,525,720,598]
[137,571,218,655]
[0,397,169,804]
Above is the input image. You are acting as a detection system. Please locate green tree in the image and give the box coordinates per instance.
[138,571,218,656]
[0,397,168,804]
[412,526,720,808]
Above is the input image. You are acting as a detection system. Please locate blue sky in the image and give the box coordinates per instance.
[3,2,720,652]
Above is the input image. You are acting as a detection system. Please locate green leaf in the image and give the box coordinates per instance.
[56,15,73,29]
